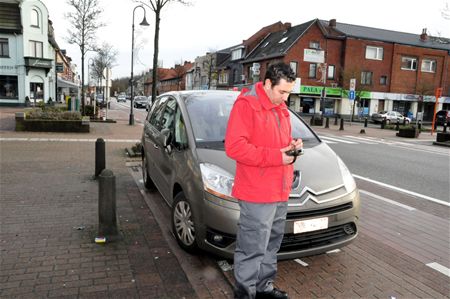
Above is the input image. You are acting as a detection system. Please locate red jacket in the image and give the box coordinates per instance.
[225,82,293,203]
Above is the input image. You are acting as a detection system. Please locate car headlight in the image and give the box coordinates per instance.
[200,163,234,200]
[337,156,357,193]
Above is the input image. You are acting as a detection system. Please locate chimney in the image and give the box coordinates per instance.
[329,19,336,28]
[420,28,428,41]
[284,22,291,29]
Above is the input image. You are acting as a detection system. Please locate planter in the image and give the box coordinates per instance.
[436,132,450,142]
[396,127,419,138]
[15,113,89,133]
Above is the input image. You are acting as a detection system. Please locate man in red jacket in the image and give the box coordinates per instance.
[225,62,302,299]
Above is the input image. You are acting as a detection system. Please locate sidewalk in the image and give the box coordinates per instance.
[0,108,232,298]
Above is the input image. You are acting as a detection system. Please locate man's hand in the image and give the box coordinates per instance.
[280,145,295,165]
[291,138,303,150]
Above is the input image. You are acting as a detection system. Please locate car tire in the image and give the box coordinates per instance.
[405,120,410,125]
[172,192,199,253]
[142,153,156,190]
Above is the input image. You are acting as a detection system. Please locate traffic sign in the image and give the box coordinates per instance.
[349,78,356,91]
[349,90,355,100]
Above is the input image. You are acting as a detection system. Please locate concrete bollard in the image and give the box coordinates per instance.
[444,123,447,133]
[403,118,406,126]
[98,169,118,240]
[418,120,422,131]
[95,138,106,177]
[325,117,329,128]
[310,116,314,126]
[364,118,368,127]
[339,118,344,131]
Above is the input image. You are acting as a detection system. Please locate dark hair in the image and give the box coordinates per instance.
[264,62,296,86]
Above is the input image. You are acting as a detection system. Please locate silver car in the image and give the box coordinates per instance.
[371,111,411,124]
[141,90,360,260]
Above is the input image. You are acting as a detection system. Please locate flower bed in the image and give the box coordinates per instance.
[15,108,89,133]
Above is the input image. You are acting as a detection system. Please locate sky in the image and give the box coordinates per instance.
[42,0,450,81]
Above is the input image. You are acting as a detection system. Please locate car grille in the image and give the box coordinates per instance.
[286,202,353,220]
[279,223,356,252]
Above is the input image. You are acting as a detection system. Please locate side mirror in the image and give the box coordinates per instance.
[156,128,172,148]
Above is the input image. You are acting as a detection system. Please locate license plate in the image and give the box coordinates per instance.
[293,217,328,234]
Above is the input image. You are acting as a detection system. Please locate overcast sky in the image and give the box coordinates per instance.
[42,0,450,80]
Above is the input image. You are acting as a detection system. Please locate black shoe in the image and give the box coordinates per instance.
[256,288,288,299]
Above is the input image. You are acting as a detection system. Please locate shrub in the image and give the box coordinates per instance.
[82,105,97,118]
[26,108,81,120]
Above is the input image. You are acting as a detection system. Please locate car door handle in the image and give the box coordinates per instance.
[153,144,159,149]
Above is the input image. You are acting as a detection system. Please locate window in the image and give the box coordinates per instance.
[361,71,373,85]
[380,76,388,85]
[278,37,288,44]
[327,65,335,79]
[365,46,383,60]
[421,59,436,73]
[31,9,39,27]
[308,64,316,78]
[149,96,170,129]
[0,38,9,57]
[174,106,188,149]
[309,41,320,49]
[290,61,298,76]
[0,76,18,99]
[401,57,417,71]
[231,48,242,60]
[29,40,43,58]
[218,71,228,84]
[233,69,239,83]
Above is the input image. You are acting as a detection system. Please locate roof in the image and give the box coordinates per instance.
[0,2,21,34]
[243,20,315,63]
[319,20,450,51]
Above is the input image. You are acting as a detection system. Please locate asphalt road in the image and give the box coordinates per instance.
[325,138,449,202]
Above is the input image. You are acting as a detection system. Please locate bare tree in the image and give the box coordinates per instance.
[134,0,190,102]
[91,43,118,98]
[65,0,104,113]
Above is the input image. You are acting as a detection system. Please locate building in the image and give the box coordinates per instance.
[145,61,193,95]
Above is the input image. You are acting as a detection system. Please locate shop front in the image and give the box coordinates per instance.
[298,85,342,116]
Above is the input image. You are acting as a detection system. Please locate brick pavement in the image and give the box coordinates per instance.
[0,107,233,298]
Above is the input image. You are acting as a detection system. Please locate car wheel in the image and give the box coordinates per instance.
[405,120,410,125]
[172,192,199,253]
[142,153,156,190]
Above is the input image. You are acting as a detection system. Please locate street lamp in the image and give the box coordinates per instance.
[129,5,150,125]
[87,58,94,105]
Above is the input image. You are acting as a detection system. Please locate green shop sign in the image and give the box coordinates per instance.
[299,85,371,98]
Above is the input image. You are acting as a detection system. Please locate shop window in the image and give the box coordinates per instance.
[0,38,9,57]
[361,71,373,85]
[290,61,298,76]
[380,76,388,85]
[309,64,317,78]
[29,40,43,58]
[421,59,436,73]
[365,46,383,60]
[0,76,18,99]
[327,65,335,80]
[401,57,417,71]
[31,9,39,27]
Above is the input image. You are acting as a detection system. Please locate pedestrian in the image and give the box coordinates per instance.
[225,62,303,299]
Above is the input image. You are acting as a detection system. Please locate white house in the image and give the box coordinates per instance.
[0,0,56,105]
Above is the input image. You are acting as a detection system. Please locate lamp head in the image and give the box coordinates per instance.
[140,16,150,26]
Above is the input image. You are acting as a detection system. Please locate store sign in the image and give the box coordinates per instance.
[304,49,325,63]
[300,85,322,95]
[24,57,52,69]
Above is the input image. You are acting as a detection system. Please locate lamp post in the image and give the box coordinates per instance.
[129,5,150,125]
[87,58,94,105]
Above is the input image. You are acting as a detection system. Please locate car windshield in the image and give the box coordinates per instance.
[184,92,319,149]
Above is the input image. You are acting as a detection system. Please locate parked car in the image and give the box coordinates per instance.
[371,111,410,124]
[133,96,148,108]
[117,94,126,102]
[96,94,106,108]
[146,96,153,111]
[141,90,360,260]
[435,110,450,127]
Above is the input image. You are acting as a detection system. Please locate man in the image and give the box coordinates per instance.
[225,62,302,299]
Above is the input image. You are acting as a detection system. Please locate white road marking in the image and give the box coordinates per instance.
[294,259,309,267]
[321,139,337,144]
[0,137,140,143]
[342,135,379,144]
[354,174,449,207]
[319,136,357,144]
[359,190,416,211]
[426,262,450,277]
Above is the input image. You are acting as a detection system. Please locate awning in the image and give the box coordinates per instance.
[57,78,79,89]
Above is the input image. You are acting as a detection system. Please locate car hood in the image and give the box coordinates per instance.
[196,142,345,196]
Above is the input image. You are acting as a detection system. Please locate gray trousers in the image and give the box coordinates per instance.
[234,200,288,299]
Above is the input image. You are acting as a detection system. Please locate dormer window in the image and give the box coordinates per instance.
[31,9,39,27]
[309,41,320,49]
[262,41,270,48]
[278,37,288,44]
[231,48,243,60]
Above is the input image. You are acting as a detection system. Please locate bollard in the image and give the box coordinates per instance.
[444,123,447,133]
[403,118,406,126]
[339,118,344,131]
[381,119,386,129]
[325,117,329,128]
[418,120,422,131]
[395,120,400,131]
[95,138,106,177]
[98,169,118,240]
[334,116,338,126]
[310,116,314,126]
[364,117,368,128]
